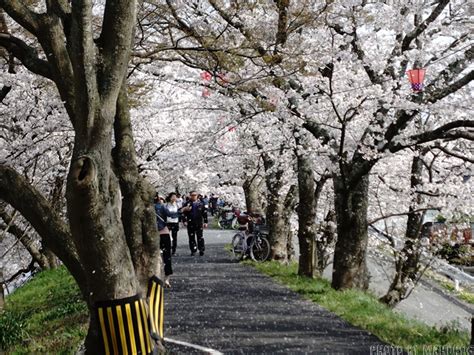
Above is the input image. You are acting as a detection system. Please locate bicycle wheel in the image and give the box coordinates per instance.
[231,233,245,261]
[250,235,270,262]
[217,218,225,229]
[231,217,239,230]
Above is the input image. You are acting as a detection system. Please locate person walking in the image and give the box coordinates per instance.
[166,192,180,256]
[155,195,173,287]
[182,191,208,256]
[209,194,218,216]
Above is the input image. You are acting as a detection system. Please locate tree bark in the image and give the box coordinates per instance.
[243,176,264,213]
[332,173,370,290]
[266,188,288,261]
[256,138,288,261]
[0,267,4,311]
[282,184,297,262]
[297,151,318,277]
[381,155,424,306]
[0,0,164,351]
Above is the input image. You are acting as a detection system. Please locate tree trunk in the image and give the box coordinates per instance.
[332,174,370,290]
[282,185,298,262]
[381,155,424,306]
[297,152,318,277]
[243,176,264,213]
[266,190,288,261]
[0,0,163,351]
[0,268,4,311]
[43,247,59,269]
[316,210,336,274]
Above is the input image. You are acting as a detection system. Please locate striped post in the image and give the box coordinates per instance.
[147,276,165,342]
[95,294,153,355]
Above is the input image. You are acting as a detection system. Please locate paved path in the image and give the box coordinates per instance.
[164,229,384,354]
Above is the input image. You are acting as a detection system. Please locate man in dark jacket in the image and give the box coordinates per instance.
[181,191,208,256]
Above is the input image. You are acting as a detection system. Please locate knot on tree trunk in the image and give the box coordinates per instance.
[71,156,96,189]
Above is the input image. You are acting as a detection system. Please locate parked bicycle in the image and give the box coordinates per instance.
[217,206,239,229]
[231,214,270,262]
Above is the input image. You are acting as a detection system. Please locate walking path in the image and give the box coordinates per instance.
[164,229,384,354]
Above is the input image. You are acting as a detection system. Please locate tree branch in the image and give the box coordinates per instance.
[0,33,53,79]
[98,0,137,105]
[275,0,289,47]
[0,206,50,269]
[432,144,474,163]
[369,207,440,226]
[401,0,450,52]
[426,69,474,104]
[389,120,474,152]
[0,0,41,35]
[0,164,87,299]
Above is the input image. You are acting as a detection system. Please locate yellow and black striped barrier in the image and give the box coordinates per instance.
[147,276,165,342]
[94,276,165,354]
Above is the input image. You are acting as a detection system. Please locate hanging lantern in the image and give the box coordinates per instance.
[200,71,212,81]
[227,126,236,132]
[407,68,426,92]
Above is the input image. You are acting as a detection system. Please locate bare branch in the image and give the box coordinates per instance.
[275,0,289,47]
[431,144,474,163]
[401,0,450,52]
[389,120,474,152]
[0,0,41,35]
[0,164,87,298]
[0,33,53,79]
[369,207,440,226]
[426,69,474,104]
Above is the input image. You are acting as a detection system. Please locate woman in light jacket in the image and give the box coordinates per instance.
[155,195,172,287]
[166,192,180,256]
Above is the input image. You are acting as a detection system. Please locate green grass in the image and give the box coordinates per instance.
[0,266,88,353]
[440,281,474,305]
[246,261,470,351]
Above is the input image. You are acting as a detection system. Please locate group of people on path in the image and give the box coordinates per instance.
[154,191,209,287]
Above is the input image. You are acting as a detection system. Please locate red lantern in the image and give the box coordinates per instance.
[200,71,212,81]
[228,126,236,132]
[407,68,426,92]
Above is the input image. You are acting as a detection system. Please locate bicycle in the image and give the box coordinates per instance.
[231,220,270,262]
[217,206,239,229]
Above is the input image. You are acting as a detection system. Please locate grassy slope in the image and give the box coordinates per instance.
[0,267,88,353]
[247,261,470,350]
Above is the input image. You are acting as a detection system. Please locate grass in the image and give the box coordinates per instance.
[425,269,474,305]
[440,281,474,305]
[0,266,88,353]
[245,260,471,351]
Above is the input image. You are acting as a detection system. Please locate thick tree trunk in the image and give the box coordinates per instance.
[243,176,264,213]
[266,191,287,261]
[0,0,163,352]
[257,141,287,261]
[332,174,370,290]
[381,155,424,306]
[282,185,297,262]
[297,152,318,277]
[113,83,162,290]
